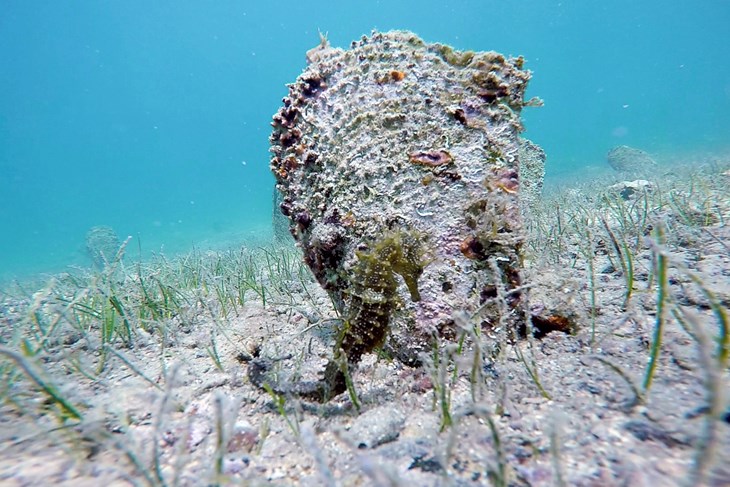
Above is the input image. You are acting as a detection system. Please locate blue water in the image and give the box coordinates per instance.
[1,1,729,281]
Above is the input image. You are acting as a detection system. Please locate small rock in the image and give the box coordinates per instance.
[227,423,259,453]
[347,406,406,449]
[608,179,655,200]
[606,146,657,172]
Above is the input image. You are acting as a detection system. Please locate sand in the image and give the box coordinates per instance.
[1,155,729,486]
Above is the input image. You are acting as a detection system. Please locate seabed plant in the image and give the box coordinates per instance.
[0,158,728,485]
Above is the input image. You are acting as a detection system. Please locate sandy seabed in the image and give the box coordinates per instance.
[1,155,729,486]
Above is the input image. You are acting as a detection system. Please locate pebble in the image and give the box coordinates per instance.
[346,405,406,449]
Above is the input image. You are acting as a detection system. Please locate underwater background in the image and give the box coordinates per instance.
[1,0,728,281]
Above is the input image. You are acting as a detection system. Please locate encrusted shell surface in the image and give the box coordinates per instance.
[271,30,536,362]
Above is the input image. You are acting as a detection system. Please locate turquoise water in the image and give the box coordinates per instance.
[1,1,728,281]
